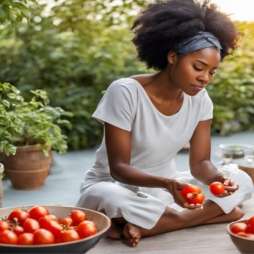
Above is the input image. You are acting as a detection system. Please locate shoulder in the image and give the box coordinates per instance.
[188,89,213,121]
[189,89,213,105]
[108,78,139,93]
[105,78,140,103]
[101,78,140,107]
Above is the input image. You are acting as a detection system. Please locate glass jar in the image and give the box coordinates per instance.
[218,144,245,165]
[237,146,254,183]
[244,145,254,165]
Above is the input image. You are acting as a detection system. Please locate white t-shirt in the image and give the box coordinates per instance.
[81,77,213,192]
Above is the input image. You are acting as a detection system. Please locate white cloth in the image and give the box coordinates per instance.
[77,78,253,229]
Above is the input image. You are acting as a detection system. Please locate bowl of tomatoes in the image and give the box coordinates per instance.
[0,205,111,254]
[227,216,254,253]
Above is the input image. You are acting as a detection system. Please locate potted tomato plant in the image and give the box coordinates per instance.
[0,82,70,189]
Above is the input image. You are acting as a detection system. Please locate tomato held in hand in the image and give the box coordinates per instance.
[77,220,97,238]
[187,192,205,205]
[209,181,225,196]
[181,184,204,205]
[230,222,248,234]
[181,184,201,197]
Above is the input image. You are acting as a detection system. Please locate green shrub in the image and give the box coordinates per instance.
[0,82,70,156]
[208,22,254,135]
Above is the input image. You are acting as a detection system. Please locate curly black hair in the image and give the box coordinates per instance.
[132,0,239,70]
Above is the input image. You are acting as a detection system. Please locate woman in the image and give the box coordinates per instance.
[77,0,253,247]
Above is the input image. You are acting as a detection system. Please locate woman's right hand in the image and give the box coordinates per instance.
[164,179,203,209]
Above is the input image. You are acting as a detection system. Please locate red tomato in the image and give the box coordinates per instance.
[39,215,58,228]
[40,219,62,238]
[8,209,29,224]
[187,193,205,205]
[39,216,52,228]
[23,218,40,233]
[77,220,97,238]
[33,229,55,245]
[58,217,73,227]
[70,210,86,226]
[44,214,57,221]
[54,235,62,243]
[60,229,80,242]
[13,225,24,235]
[209,181,225,196]
[181,184,201,197]
[0,230,18,244]
[18,233,34,245]
[230,222,248,234]
[181,184,204,204]
[246,216,254,233]
[28,206,49,221]
[0,220,9,231]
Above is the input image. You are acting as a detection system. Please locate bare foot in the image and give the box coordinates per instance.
[107,221,122,240]
[122,223,141,247]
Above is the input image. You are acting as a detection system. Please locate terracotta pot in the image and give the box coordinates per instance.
[2,145,53,190]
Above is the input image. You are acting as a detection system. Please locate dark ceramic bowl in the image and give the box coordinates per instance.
[0,205,111,254]
[227,220,254,254]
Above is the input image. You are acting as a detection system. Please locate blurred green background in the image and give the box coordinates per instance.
[0,0,254,150]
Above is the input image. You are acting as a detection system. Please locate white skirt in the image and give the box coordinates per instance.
[77,164,253,229]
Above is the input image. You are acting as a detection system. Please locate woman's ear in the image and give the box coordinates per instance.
[167,51,178,65]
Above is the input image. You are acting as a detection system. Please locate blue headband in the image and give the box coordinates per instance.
[175,31,222,55]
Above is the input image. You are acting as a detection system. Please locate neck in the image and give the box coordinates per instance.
[149,70,183,101]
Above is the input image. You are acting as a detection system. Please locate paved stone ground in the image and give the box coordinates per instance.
[2,131,254,253]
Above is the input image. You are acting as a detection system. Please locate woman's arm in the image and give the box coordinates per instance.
[189,119,224,185]
[105,122,171,188]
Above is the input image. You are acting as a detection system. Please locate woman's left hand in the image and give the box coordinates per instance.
[210,176,239,197]
[221,178,239,196]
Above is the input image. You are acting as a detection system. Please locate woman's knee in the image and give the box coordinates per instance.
[77,182,127,210]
